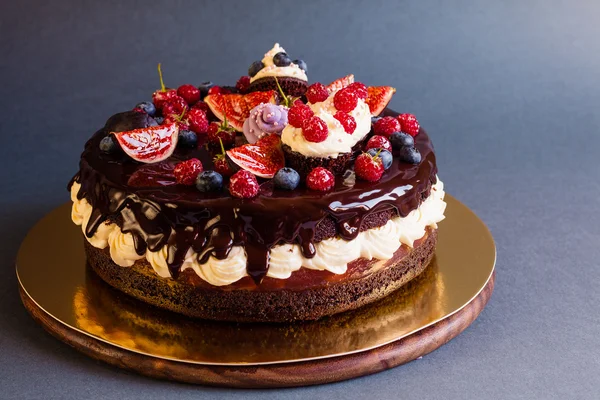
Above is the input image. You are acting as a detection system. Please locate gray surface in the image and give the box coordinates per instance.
[1,0,599,398]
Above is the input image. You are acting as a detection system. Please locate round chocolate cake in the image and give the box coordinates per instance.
[69,43,446,323]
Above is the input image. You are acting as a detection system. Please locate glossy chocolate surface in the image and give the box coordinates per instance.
[70,109,437,284]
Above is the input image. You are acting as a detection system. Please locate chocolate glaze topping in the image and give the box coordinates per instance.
[70,109,437,284]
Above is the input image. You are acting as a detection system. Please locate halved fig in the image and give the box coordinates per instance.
[204,90,277,132]
[326,74,355,94]
[365,86,396,116]
[226,134,284,178]
[112,123,179,163]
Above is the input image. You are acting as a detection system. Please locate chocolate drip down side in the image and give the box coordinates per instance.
[70,108,437,284]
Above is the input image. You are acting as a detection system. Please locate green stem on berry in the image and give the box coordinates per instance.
[157,63,166,92]
[274,77,291,107]
[218,137,226,155]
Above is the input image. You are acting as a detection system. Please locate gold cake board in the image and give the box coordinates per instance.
[17,195,496,387]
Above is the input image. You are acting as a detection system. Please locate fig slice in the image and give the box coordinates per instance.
[204,90,277,132]
[365,86,396,116]
[226,134,284,178]
[326,74,355,94]
[112,123,179,163]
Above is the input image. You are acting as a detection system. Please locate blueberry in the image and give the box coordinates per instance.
[398,146,422,164]
[367,148,393,170]
[196,170,223,192]
[273,52,292,67]
[99,136,118,153]
[248,61,264,77]
[135,101,156,116]
[390,131,414,149]
[154,116,164,124]
[371,116,382,125]
[147,117,159,127]
[198,81,215,98]
[293,59,307,72]
[273,167,300,190]
[178,130,198,148]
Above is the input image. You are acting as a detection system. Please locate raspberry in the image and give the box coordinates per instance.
[355,152,384,182]
[302,115,329,143]
[365,135,392,152]
[207,121,236,147]
[161,95,187,114]
[373,116,401,137]
[229,170,259,198]
[333,111,357,134]
[306,167,335,191]
[288,103,314,128]
[186,108,209,134]
[192,101,209,114]
[333,88,358,113]
[305,83,329,104]
[236,76,251,93]
[174,158,203,185]
[347,82,368,100]
[397,113,420,137]
[177,84,201,105]
[208,86,224,96]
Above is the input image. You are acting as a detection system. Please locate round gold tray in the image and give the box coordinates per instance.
[17,194,495,387]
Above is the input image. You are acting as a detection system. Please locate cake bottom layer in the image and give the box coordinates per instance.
[85,229,437,323]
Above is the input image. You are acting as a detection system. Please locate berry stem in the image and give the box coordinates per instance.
[219,137,226,155]
[274,77,293,107]
[157,63,166,92]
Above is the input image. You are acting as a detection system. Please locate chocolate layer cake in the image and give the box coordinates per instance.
[69,44,446,322]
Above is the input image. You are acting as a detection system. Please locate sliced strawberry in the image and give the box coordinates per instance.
[365,86,396,116]
[226,134,284,178]
[204,91,277,132]
[112,123,179,163]
[326,74,355,94]
[127,161,177,187]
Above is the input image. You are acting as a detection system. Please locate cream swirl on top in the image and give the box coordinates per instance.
[281,94,372,158]
[250,43,308,83]
[242,103,288,144]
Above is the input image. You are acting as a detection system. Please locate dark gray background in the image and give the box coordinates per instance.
[1,0,599,398]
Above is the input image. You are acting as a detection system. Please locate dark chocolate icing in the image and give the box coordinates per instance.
[70,109,437,284]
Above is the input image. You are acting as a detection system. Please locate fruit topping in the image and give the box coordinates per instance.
[331,110,355,134]
[288,102,314,128]
[134,101,156,116]
[366,135,392,152]
[111,123,179,163]
[305,83,329,104]
[174,158,203,185]
[307,167,335,191]
[207,119,236,148]
[213,139,235,177]
[99,136,118,154]
[373,116,401,137]
[273,52,292,67]
[204,90,277,131]
[302,115,329,143]
[104,111,158,133]
[127,161,177,187]
[333,87,358,113]
[191,101,209,114]
[178,130,198,148]
[347,82,368,100]
[367,148,393,170]
[398,146,422,164]
[226,134,284,178]
[248,60,265,77]
[397,113,420,137]
[355,152,384,182]
[198,81,215,99]
[390,131,414,150]
[163,108,190,131]
[326,74,354,94]
[161,96,187,116]
[236,76,251,93]
[274,167,301,190]
[187,108,209,134]
[229,170,260,199]
[196,170,223,192]
[152,63,178,109]
[365,86,396,116]
[177,84,201,105]
[294,59,307,72]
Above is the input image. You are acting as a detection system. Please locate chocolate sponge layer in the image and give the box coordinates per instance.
[85,229,437,323]
[248,76,308,97]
